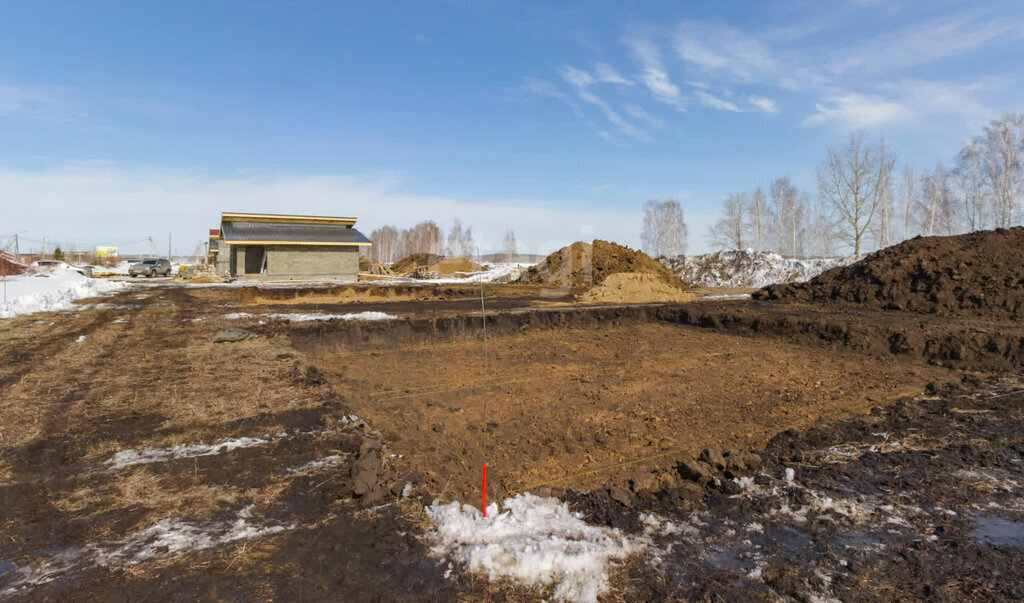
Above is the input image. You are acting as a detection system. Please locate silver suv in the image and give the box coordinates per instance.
[129,258,173,278]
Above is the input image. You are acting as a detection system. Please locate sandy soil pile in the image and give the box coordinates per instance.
[428,257,485,277]
[391,253,442,274]
[755,227,1024,319]
[521,240,687,289]
[0,254,26,275]
[578,273,695,304]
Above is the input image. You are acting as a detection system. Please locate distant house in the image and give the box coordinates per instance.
[216,212,371,282]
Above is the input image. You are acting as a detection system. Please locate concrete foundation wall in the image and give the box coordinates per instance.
[232,245,360,282]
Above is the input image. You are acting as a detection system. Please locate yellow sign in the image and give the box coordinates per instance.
[95,246,119,258]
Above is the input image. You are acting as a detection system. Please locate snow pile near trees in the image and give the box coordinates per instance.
[0,267,129,319]
[663,250,855,288]
[425,493,644,602]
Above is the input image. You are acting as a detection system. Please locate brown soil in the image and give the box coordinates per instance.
[428,257,485,277]
[578,272,695,304]
[391,253,442,274]
[756,227,1024,320]
[1,279,1021,599]
[521,240,687,289]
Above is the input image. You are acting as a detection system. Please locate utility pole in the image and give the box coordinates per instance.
[13,234,18,260]
[168,232,172,261]
[41,236,46,258]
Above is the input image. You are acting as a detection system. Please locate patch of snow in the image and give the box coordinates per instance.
[0,270,130,319]
[286,455,345,474]
[0,506,290,595]
[784,467,796,483]
[105,435,277,470]
[701,293,751,300]
[224,311,397,322]
[662,250,855,288]
[425,493,644,602]
[75,335,86,343]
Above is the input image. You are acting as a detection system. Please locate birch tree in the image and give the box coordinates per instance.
[953,140,989,232]
[709,193,748,251]
[446,219,477,258]
[503,230,518,261]
[807,199,836,257]
[919,165,955,236]
[369,225,400,263]
[641,200,688,257]
[978,114,1024,228]
[898,166,918,241]
[769,177,806,257]
[747,187,767,252]
[818,133,895,255]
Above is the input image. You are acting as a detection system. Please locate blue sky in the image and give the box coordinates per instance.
[1,0,1022,256]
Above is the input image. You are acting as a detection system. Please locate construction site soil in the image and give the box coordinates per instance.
[756,227,1024,320]
[1,274,1021,599]
[520,240,687,289]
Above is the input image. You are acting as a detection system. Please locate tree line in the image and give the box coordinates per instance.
[366,219,518,264]
[707,114,1024,258]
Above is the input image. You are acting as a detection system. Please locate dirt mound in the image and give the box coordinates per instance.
[392,253,443,275]
[755,228,1024,320]
[0,253,26,276]
[521,240,688,289]
[428,257,485,278]
[579,273,694,304]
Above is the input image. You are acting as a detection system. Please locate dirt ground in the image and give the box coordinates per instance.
[0,281,1021,599]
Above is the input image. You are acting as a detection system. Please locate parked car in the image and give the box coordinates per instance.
[129,258,173,278]
[31,260,93,277]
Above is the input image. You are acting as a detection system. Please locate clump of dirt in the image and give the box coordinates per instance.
[578,273,695,304]
[755,228,1024,319]
[521,240,688,289]
[0,253,25,276]
[428,257,485,278]
[392,253,443,274]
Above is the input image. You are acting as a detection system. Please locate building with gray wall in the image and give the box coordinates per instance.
[217,212,371,282]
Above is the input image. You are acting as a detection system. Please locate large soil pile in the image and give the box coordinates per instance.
[754,227,1024,320]
[521,240,688,289]
[428,257,485,277]
[0,253,25,276]
[578,272,695,304]
[391,253,442,275]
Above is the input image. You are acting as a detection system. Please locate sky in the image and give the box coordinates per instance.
[1,0,1022,257]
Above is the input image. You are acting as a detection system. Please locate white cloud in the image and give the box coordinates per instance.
[695,90,741,112]
[673,21,776,83]
[0,163,644,256]
[592,62,632,86]
[559,66,649,142]
[0,83,78,123]
[623,35,685,109]
[624,104,666,129]
[749,96,779,113]
[801,93,910,128]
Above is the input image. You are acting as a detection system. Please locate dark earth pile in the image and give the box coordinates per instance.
[755,227,1024,320]
[565,373,1024,601]
[391,253,443,274]
[520,240,687,289]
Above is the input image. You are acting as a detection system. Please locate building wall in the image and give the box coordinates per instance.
[231,245,360,282]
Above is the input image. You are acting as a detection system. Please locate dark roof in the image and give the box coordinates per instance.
[221,221,371,245]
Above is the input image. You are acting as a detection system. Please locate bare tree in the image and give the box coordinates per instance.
[919,165,955,236]
[897,166,918,241]
[953,140,989,232]
[446,219,476,258]
[872,158,895,249]
[818,133,895,255]
[709,193,748,250]
[770,177,807,257]
[977,114,1024,228]
[747,187,767,252]
[641,200,688,257]
[807,199,836,257]
[369,225,400,263]
[503,230,517,262]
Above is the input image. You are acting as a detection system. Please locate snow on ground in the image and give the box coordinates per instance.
[223,311,397,322]
[104,435,281,470]
[425,493,644,602]
[379,262,531,285]
[0,506,291,595]
[662,250,856,289]
[90,260,133,276]
[0,267,130,319]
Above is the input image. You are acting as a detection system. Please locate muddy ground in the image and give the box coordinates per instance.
[0,282,1021,600]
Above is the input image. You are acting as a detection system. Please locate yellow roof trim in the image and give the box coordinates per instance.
[221,240,371,246]
[221,212,358,226]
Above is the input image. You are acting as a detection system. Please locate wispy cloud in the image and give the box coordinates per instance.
[748,95,779,113]
[0,82,79,123]
[694,90,741,112]
[623,34,685,109]
[624,104,666,129]
[559,65,649,141]
[801,92,910,128]
[672,21,776,83]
